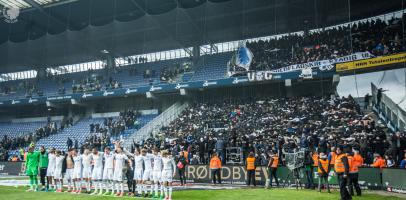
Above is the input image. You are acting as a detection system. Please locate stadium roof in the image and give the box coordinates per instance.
[0,0,402,73]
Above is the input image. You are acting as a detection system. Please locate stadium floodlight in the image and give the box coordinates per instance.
[101,49,109,54]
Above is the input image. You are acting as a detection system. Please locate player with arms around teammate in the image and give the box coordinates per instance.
[90,147,104,195]
[72,149,83,194]
[113,145,130,197]
[162,150,176,200]
[102,147,115,195]
[53,150,65,192]
[142,149,155,197]
[152,148,164,199]
[26,144,40,192]
[81,148,93,193]
[46,148,56,191]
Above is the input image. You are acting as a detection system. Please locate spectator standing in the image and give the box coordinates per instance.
[67,137,73,150]
[176,151,188,186]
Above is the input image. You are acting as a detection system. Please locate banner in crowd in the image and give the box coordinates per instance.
[271,52,373,73]
[180,165,382,189]
[336,52,406,72]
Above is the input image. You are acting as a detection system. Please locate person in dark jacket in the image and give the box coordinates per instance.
[176,151,188,186]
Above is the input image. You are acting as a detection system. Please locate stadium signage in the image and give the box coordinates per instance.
[232,77,249,84]
[125,88,138,94]
[103,91,114,96]
[28,98,38,103]
[149,86,162,92]
[175,83,189,89]
[336,52,406,72]
[0,162,24,175]
[0,72,334,107]
[247,71,273,82]
[272,52,372,73]
[202,81,217,87]
[82,93,93,98]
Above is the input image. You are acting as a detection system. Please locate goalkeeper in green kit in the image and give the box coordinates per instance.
[25,143,40,192]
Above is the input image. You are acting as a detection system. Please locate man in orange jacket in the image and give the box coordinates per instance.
[371,153,386,169]
[347,150,362,196]
[209,152,222,184]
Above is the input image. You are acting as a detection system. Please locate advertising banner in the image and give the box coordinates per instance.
[336,52,406,72]
[0,162,25,176]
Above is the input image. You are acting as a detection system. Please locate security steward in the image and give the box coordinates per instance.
[266,151,279,188]
[246,152,256,187]
[317,152,330,193]
[335,147,351,200]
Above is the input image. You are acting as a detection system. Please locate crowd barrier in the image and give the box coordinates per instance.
[1,162,405,192]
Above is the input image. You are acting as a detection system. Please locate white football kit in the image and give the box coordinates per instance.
[161,157,176,183]
[133,155,144,181]
[91,152,104,180]
[152,154,163,183]
[103,152,114,180]
[113,153,128,182]
[81,154,92,179]
[53,156,64,180]
[72,155,82,179]
[46,153,56,177]
[143,153,154,181]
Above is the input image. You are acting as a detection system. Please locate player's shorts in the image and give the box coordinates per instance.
[91,167,103,180]
[73,168,82,179]
[65,168,74,180]
[82,167,92,179]
[133,169,144,181]
[161,170,173,183]
[26,167,38,176]
[46,165,55,177]
[103,168,114,180]
[54,169,63,180]
[152,171,162,183]
[142,170,152,181]
[113,169,124,182]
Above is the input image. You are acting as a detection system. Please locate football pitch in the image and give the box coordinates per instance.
[0,185,404,200]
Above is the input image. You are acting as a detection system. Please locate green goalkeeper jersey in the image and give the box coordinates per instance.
[26,151,40,169]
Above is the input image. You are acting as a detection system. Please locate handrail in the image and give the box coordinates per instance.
[124,101,189,149]
[371,83,406,132]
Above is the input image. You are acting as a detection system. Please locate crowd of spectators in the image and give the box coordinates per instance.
[0,120,63,161]
[245,16,404,71]
[136,96,406,169]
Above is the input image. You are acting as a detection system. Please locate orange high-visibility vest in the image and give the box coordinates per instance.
[247,157,256,170]
[347,155,358,173]
[312,153,319,167]
[271,156,279,168]
[318,159,330,174]
[210,156,222,169]
[335,154,346,173]
[330,152,336,165]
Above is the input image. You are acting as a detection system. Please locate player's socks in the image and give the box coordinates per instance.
[168,187,172,199]
[120,183,124,194]
[154,184,158,197]
[160,185,164,198]
[163,186,168,198]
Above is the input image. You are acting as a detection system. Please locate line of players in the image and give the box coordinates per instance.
[42,141,176,199]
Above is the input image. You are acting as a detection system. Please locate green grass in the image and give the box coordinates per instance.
[0,185,402,200]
